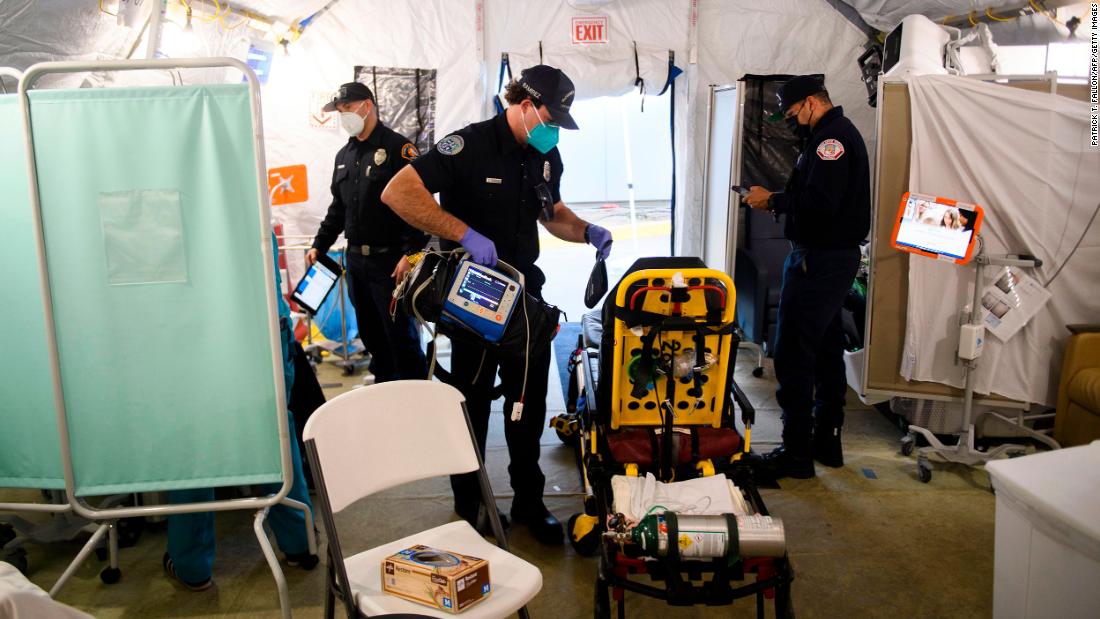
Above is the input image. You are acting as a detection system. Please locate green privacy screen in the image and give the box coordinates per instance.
[0,94,65,490]
[28,84,282,495]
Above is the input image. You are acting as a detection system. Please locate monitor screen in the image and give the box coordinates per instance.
[294,261,339,311]
[894,194,979,260]
[457,267,508,312]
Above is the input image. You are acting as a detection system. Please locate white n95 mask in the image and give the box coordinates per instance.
[339,111,365,135]
[339,100,367,135]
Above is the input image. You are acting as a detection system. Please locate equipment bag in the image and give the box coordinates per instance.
[402,251,561,364]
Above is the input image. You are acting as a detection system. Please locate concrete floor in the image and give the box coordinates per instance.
[2,346,999,618]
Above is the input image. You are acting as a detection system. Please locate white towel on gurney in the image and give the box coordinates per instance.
[0,561,93,618]
[611,473,750,523]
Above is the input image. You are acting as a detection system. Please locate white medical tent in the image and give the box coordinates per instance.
[0,0,883,258]
[2,0,1096,617]
[2,0,1086,257]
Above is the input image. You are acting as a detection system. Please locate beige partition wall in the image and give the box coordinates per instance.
[861,77,1086,404]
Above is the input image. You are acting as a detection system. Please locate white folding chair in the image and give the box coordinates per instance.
[303,380,541,618]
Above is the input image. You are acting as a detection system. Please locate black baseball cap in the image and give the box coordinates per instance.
[322,82,374,112]
[767,75,826,122]
[517,65,578,130]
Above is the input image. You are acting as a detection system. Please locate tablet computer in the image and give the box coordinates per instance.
[891,191,984,264]
[291,253,343,315]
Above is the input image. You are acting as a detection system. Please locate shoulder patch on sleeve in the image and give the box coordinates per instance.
[401,143,419,161]
[436,135,464,156]
[816,139,844,161]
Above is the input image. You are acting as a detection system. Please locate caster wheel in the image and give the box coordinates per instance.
[117,518,144,548]
[917,458,932,483]
[752,366,764,378]
[341,365,355,377]
[100,567,121,584]
[567,513,601,557]
[900,434,915,456]
[555,428,580,447]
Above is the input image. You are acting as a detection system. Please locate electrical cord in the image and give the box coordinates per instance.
[511,289,531,421]
[408,265,439,378]
[399,249,533,410]
[1044,200,1100,287]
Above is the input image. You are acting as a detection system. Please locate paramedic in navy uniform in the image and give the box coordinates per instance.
[307,82,428,382]
[382,65,612,545]
[742,75,870,481]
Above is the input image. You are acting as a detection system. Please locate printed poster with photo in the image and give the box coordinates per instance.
[980,266,1051,341]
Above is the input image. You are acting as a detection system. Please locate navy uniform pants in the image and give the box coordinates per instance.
[772,246,861,452]
[345,251,427,382]
[447,326,552,517]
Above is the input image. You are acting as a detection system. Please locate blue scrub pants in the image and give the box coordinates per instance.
[772,246,860,453]
[166,409,313,583]
[166,318,313,584]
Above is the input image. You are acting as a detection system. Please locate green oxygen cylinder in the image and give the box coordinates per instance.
[628,513,786,560]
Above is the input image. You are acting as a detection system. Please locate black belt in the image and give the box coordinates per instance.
[789,241,859,251]
[347,244,397,256]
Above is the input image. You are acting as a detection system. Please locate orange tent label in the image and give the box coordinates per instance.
[268,164,308,205]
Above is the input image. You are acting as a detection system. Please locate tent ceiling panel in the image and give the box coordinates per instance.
[838,0,1083,32]
[485,0,690,100]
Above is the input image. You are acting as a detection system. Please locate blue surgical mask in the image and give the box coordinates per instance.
[524,105,559,154]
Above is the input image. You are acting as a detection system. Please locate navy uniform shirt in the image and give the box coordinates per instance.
[313,122,428,254]
[410,112,563,292]
[770,106,870,249]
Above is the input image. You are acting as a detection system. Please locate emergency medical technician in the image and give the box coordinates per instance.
[307,82,427,382]
[382,65,612,545]
[742,75,870,480]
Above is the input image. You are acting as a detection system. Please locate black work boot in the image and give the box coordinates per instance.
[456,502,510,537]
[752,445,816,482]
[813,425,844,468]
[511,500,564,546]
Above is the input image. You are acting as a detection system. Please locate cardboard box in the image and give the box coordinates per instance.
[381,545,491,613]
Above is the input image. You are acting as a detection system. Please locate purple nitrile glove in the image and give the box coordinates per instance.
[585,224,613,260]
[459,227,498,266]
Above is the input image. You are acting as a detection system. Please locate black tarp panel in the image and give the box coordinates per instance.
[354,65,437,154]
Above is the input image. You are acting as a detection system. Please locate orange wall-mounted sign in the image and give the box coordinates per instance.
[268,164,309,205]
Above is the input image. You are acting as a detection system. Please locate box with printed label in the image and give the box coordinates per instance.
[381,545,491,613]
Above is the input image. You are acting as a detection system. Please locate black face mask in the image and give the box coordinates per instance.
[785,115,811,140]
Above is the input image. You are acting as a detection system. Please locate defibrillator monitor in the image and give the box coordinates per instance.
[441,261,522,343]
[891,191,984,264]
[290,253,343,315]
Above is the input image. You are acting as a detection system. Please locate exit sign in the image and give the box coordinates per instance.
[572,16,608,45]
